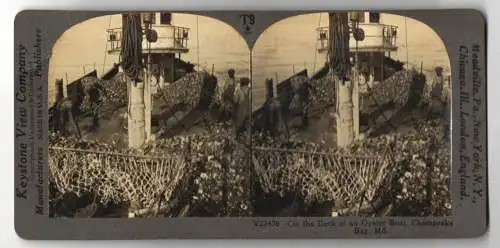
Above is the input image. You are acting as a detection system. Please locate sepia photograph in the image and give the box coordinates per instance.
[48,12,253,218]
[249,11,451,217]
[47,11,451,218]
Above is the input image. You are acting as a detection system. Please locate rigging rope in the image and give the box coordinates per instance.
[404,17,409,69]
[329,13,350,80]
[121,13,143,81]
[196,16,200,71]
[312,13,322,73]
[102,15,113,75]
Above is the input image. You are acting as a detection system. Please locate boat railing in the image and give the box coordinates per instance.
[106,25,190,53]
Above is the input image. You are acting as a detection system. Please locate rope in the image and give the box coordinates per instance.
[329,13,350,80]
[313,13,322,73]
[404,17,409,69]
[354,20,360,137]
[196,16,200,71]
[121,13,143,81]
[102,15,113,75]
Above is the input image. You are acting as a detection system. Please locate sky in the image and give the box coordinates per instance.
[48,12,450,106]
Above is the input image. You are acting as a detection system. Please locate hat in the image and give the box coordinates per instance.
[240,77,250,86]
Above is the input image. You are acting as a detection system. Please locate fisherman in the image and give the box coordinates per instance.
[442,71,451,141]
[51,78,65,133]
[81,76,107,131]
[233,77,251,140]
[51,78,82,138]
[298,78,313,129]
[289,76,312,129]
[55,97,82,138]
[289,76,303,116]
[218,68,237,121]
[263,78,290,139]
[262,78,276,134]
[427,66,446,120]
[151,64,162,94]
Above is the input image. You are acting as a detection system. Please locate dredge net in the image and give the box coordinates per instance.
[48,120,450,217]
[252,146,392,209]
[48,126,253,217]
[48,146,187,211]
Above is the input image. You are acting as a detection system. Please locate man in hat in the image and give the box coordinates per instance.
[233,77,251,140]
[218,68,237,121]
[81,76,107,131]
[289,76,312,129]
[297,78,313,129]
[263,78,290,139]
[55,97,82,138]
[427,66,446,119]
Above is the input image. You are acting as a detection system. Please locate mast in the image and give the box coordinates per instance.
[122,13,146,148]
[329,12,355,147]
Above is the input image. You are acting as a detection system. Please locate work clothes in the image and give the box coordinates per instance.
[81,77,107,130]
[426,74,446,119]
[218,76,237,120]
[233,83,250,139]
[264,97,290,139]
